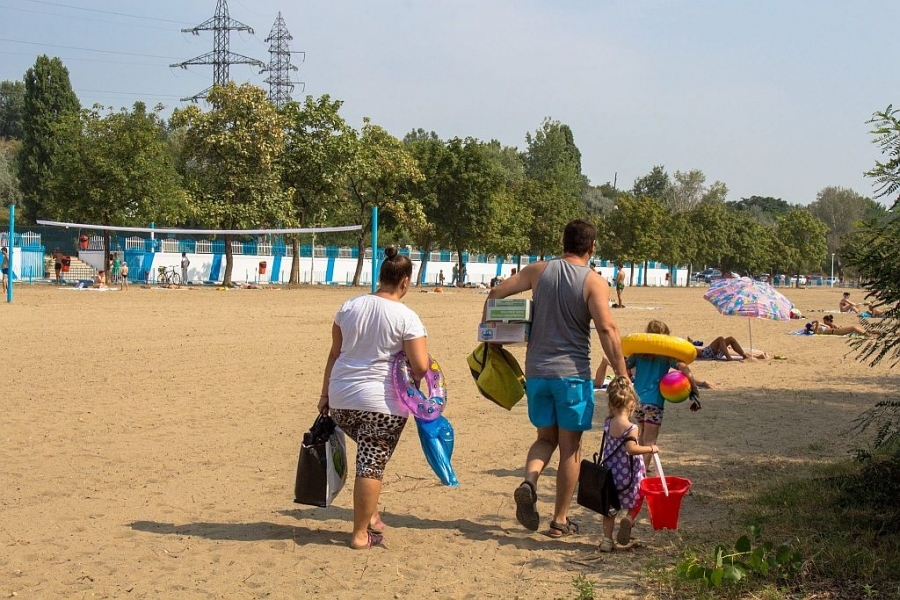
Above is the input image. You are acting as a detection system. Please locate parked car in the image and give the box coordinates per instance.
[695,268,722,283]
[757,273,770,283]
[793,274,807,285]
[825,276,839,287]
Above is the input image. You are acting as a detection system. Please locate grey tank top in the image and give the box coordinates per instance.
[525,259,592,379]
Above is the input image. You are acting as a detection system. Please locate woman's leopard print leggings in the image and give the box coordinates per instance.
[330,409,407,480]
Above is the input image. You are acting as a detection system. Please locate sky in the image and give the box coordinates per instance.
[2,0,899,205]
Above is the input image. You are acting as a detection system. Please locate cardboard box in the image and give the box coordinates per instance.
[485,298,533,323]
[478,322,530,345]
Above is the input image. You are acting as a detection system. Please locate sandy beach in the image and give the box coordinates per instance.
[1,283,894,599]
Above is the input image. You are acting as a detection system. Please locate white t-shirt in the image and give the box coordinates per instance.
[328,294,427,416]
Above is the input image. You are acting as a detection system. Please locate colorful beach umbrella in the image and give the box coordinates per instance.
[702,277,794,352]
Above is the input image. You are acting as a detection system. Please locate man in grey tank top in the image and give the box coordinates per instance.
[483,220,628,537]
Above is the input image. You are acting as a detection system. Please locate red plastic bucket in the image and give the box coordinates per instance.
[640,476,691,530]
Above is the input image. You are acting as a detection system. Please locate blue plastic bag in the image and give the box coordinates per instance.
[414,415,459,487]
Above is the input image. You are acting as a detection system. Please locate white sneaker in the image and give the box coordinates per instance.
[599,537,615,553]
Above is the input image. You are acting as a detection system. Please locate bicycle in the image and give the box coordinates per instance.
[156,265,182,286]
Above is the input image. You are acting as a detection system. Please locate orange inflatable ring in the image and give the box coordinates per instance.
[621,333,697,365]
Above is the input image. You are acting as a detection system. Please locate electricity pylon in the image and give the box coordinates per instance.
[170,0,264,103]
[261,12,305,108]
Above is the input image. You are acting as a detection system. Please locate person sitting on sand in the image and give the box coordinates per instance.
[840,292,885,317]
[93,271,107,288]
[689,336,769,361]
[809,314,869,336]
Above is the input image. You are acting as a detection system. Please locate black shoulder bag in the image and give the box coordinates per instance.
[576,429,635,517]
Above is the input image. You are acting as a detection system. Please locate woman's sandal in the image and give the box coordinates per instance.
[351,530,385,550]
[547,518,579,538]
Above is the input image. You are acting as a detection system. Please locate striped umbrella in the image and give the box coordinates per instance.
[702,277,794,352]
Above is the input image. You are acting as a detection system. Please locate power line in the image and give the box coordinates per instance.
[0,37,183,60]
[0,3,180,31]
[75,88,183,99]
[20,0,192,25]
[0,49,166,67]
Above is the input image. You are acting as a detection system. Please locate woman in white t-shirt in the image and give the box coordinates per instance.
[319,246,430,549]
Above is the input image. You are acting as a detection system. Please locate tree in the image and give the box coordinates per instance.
[808,186,873,274]
[598,195,667,283]
[480,140,530,259]
[728,195,791,226]
[43,102,189,272]
[345,118,422,286]
[280,95,357,283]
[0,141,22,209]
[430,137,504,276]
[774,208,828,281]
[171,82,289,286]
[18,56,80,223]
[521,118,584,254]
[0,80,25,140]
[631,165,670,201]
[842,105,900,456]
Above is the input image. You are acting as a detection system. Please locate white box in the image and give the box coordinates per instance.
[485,298,533,323]
[478,322,531,345]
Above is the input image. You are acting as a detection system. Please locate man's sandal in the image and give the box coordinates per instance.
[514,481,540,532]
[547,518,579,538]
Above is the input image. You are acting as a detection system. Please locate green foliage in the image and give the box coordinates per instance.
[598,194,666,265]
[280,94,357,283]
[631,165,670,201]
[865,105,900,209]
[18,55,80,223]
[0,80,25,140]
[0,141,22,208]
[569,574,596,600]
[522,118,584,255]
[171,82,289,285]
[774,208,828,276]
[728,195,791,227]
[676,526,804,590]
[344,118,422,285]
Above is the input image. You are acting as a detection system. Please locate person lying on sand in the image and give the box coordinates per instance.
[688,336,769,360]
[809,315,871,336]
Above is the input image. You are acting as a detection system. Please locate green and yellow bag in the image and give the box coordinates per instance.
[467,343,526,410]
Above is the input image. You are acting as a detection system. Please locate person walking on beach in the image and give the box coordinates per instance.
[53,248,63,285]
[1,247,9,293]
[180,252,190,285]
[484,219,628,537]
[319,246,430,549]
[598,376,658,552]
[615,266,626,308]
[120,261,129,291]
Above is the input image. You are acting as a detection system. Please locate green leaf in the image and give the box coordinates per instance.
[710,567,725,587]
[776,543,793,565]
[714,545,726,568]
[735,535,752,553]
[748,524,762,539]
[722,565,745,583]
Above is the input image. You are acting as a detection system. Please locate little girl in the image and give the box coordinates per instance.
[599,376,659,552]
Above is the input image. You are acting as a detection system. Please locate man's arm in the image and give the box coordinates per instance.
[585,272,628,377]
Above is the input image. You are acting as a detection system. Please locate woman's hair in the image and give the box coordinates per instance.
[378,246,413,288]
[824,314,834,322]
[646,319,670,335]
[607,376,637,411]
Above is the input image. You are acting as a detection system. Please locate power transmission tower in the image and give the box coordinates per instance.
[170,0,264,102]
[261,12,305,108]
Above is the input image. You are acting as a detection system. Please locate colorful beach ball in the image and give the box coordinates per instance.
[660,371,691,403]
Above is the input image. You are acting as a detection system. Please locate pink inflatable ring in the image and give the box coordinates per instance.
[392,352,447,421]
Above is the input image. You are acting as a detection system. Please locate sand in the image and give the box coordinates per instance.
[1,283,894,599]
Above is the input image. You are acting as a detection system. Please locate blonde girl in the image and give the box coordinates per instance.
[599,376,658,552]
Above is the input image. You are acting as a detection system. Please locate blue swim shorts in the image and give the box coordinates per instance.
[525,377,594,431]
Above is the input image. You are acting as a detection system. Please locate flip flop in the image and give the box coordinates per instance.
[351,530,385,550]
[367,520,385,535]
[514,481,540,532]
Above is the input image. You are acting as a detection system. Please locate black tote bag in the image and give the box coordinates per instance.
[576,433,631,517]
[294,414,347,507]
